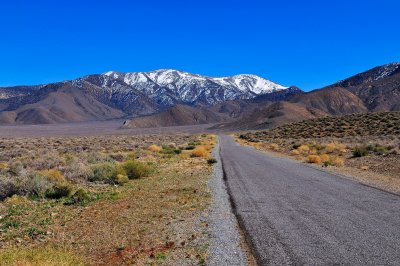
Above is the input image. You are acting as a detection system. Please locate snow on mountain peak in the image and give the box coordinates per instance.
[374,63,400,81]
[97,69,288,105]
[213,74,287,94]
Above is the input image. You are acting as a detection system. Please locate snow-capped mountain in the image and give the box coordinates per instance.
[96,69,287,105]
[0,69,289,124]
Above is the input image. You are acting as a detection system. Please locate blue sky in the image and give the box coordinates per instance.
[0,0,399,90]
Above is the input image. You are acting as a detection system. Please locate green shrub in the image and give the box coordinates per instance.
[352,146,368,157]
[25,173,53,198]
[123,160,153,179]
[292,143,301,149]
[323,161,333,167]
[161,145,178,155]
[89,163,118,183]
[367,144,389,155]
[45,183,73,199]
[184,145,195,150]
[65,189,91,205]
[112,174,129,185]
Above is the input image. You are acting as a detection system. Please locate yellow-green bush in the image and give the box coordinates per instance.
[123,160,153,179]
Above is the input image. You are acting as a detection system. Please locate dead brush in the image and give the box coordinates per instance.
[148,144,162,153]
[297,145,310,154]
[268,143,280,151]
[306,155,322,164]
[191,146,208,157]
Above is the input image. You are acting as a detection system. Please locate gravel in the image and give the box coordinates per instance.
[207,138,248,266]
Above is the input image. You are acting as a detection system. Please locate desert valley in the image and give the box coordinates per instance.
[0,62,399,265]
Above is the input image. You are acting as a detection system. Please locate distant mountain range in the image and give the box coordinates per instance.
[0,63,399,129]
[0,70,288,124]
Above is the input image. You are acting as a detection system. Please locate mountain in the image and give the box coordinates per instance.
[1,63,398,128]
[122,87,303,128]
[216,63,400,130]
[326,62,400,112]
[0,70,288,124]
[122,104,228,128]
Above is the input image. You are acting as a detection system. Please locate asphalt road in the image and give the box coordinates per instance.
[219,135,400,266]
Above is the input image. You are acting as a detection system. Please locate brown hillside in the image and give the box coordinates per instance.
[290,87,368,115]
[0,86,125,124]
[212,102,328,130]
[122,104,227,128]
[241,111,400,140]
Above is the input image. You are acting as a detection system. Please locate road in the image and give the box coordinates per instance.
[219,135,400,265]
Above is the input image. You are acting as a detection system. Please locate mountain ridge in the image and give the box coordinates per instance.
[0,69,289,124]
[0,63,399,128]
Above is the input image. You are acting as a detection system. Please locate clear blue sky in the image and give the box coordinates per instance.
[0,0,399,90]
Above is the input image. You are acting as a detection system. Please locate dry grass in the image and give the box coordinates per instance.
[191,146,208,158]
[306,155,322,164]
[0,247,84,266]
[147,144,162,153]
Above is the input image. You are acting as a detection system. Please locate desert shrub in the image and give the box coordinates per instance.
[330,156,345,167]
[207,158,217,165]
[41,169,66,183]
[297,145,310,154]
[191,146,208,157]
[31,154,64,170]
[89,163,118,183]
[148,144,162,153]
[291,149,300,155]
[65,188,91,205]
[184,145,195,150]
[161,145,181,155]
[22,173,53,198]
[306,155,322,164]
[367,144,389,155]
[123,160,153,179]
[319,154,330,163]
[8,161,23,176]
[63,162,93,182]
[352,146,368,157]
[45,183,73,199]
[0,177,18,201]
[268,143,279,151]
[325,143,337,153]
[326,142,346,153]
[292,143,301,149]
[113,174,129,185]
[323,161,333,167]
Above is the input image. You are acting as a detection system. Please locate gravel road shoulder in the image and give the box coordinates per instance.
[207,138,251,266]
